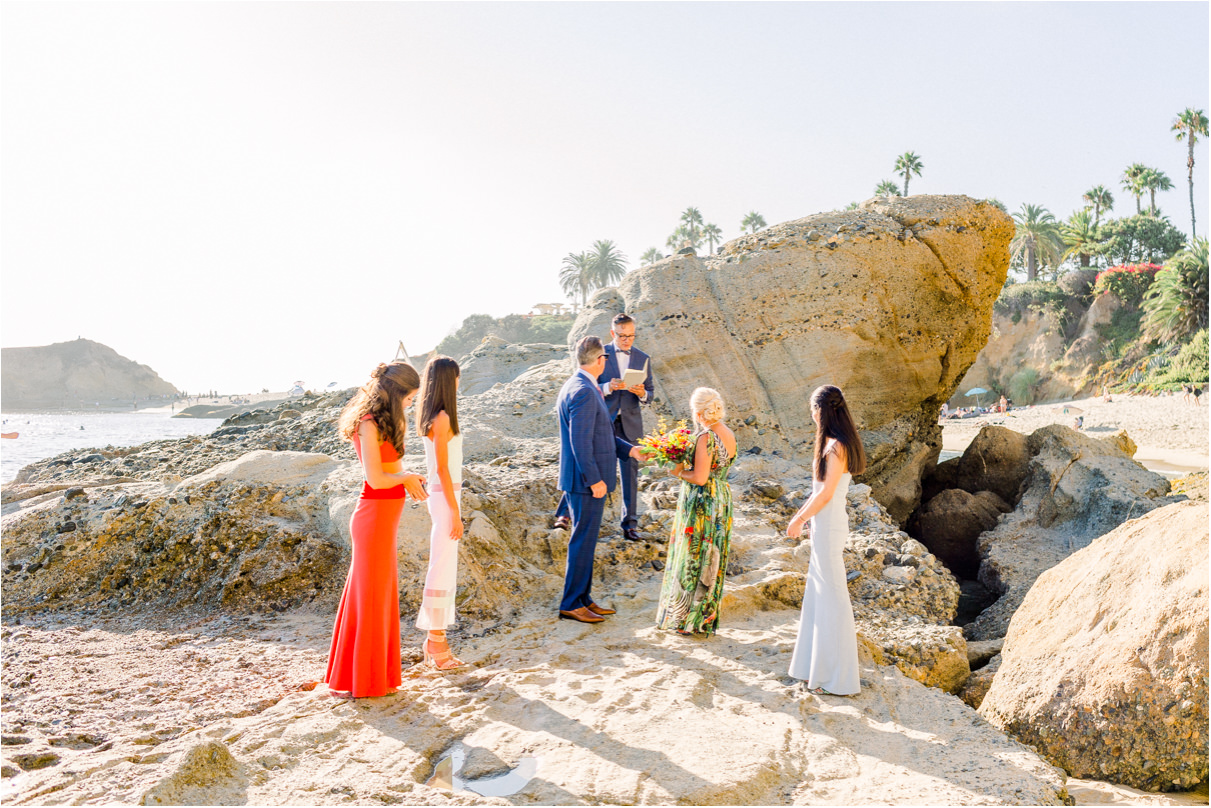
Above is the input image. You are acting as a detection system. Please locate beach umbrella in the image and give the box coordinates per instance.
[965,387,988,407]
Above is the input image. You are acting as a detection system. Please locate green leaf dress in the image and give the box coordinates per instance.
[655,430,735,635]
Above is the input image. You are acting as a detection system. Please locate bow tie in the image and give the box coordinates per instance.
[618,349,631,355]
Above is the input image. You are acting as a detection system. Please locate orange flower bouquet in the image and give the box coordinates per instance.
[637,417,695,475]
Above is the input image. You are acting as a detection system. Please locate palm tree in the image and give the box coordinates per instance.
[640,248,663,266]
[1121,163,1148,214]
[666,224,702,252]
[1082,185,1114,228]
[1010,204,1064,281]
[874,180,901,196]
[1062,209,1099,268]
[559,251,594,306]
[894,151,924,196]
[679,207,704,243]
[1141,168,1174,216]
[1172,108,1209,237]
[1142,238,1208,343]
[588,239,627,288]
[702,223,722,254]
[740,211,767,234]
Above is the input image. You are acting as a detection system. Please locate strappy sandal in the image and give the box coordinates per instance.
[807,687,836,696]
[423,632,466,672]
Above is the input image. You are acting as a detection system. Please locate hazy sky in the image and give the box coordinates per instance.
[2,2,1208,394]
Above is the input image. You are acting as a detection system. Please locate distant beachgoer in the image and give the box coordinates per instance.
[1182,384,1192,403]
[415,356,466,671]
[1194,387,1203,405]
[1102,385,1112,403]
[325,362,427,698]
[1073,415,1084,430]
[787,385,866,697]
[998,395,1007,413]
[940,402,949,419]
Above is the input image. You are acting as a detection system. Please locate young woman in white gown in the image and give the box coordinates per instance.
[416,356,466,671]
[786,385,867,696]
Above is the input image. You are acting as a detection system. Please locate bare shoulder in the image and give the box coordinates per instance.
[357,417,379,439]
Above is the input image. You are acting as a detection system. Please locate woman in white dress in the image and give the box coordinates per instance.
[416,356,466,671]
[786,385,867,695]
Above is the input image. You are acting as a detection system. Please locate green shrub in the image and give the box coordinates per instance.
[1093,263,1163,308]
[994,281,1067,317]
[1008,367,1040,404]
[1142,239,1209,345]
[1149,330,1210,387]
[1095,306,1145,360]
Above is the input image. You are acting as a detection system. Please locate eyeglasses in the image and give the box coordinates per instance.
[615,333,636,340]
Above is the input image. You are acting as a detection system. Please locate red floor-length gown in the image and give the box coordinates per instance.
[324,415,405,697]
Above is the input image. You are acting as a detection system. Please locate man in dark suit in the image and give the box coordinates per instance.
[599,313,654,541]
[557,335,648,623]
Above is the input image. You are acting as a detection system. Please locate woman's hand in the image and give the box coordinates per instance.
[669,462,685,479]
[450,507,464,541]
[403,474,428,502]
[787,515,805,539]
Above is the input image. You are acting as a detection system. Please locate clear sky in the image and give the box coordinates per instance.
[2,2,1207,394]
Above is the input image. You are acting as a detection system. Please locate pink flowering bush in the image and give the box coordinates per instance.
[1093,263,1163,308]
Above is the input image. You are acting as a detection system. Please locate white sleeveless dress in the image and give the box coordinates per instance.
[788,457,860,694]
[417,433,463,631]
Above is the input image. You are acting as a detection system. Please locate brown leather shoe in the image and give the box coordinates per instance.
[553,516,572,530]
[559,607,604,623]
[623,528,643,542]
[587,602,615,616]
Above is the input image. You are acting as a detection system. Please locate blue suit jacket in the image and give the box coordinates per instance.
[558,370,634,494]
[599,343,654,442]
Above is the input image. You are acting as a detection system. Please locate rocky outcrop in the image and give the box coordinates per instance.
[569,195,1014,524]
[457,337,570,396]
[967,425,1171,640]
[979,501,1208,791]
[1,338,178,410]
[957,425,1030,504]
[908,488,1010,578]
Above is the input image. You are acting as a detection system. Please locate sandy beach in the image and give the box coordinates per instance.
[942,394,1209,475]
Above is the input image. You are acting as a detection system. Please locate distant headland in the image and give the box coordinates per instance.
[0,338,179,412]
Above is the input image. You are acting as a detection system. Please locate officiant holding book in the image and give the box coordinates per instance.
[601,313,654,540]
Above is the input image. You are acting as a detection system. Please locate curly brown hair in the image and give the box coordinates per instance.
[338,362,421,457]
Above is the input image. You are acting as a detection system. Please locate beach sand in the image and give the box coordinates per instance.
[942,393,1209,475]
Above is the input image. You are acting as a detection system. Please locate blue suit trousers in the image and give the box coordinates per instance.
[561,491,605,611]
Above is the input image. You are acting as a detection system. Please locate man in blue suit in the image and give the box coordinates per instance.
[552,314,654,541]
[557,335,649,623]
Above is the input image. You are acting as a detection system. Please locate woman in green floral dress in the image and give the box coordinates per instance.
[656,387,737,636]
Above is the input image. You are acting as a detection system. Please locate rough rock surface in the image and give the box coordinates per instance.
[908,488,1010,578]
[967,424,1172,641]
[957,425,1031,505]
[961,654,1002,710]
[457,337,570,397]
[979,501,1208,791]
[569,195,1014,523]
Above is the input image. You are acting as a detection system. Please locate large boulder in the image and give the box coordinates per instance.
[909,488,1010,577]
[569,196,1014,523]
[968,425,1171,640]
[979,501,1208,791]
[957,425,1030,504]
[457,337,570,396]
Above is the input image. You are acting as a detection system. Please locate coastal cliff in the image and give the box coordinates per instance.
[1,338,178,411]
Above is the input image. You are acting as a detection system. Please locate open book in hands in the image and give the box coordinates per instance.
[621,359,648,389]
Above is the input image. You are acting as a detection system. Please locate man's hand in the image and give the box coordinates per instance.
[627,383,646,397]
[630,446,652,461]
[590,480,607,499]
[608,378,626,391]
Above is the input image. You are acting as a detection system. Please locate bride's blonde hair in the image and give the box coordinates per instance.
[690,387,726,428]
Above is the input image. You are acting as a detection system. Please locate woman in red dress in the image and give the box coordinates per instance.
[325,362,427,697]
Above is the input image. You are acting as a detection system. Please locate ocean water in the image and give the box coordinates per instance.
[0,412,224,484]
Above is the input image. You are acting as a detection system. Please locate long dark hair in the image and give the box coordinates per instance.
[811,385,866,481]
[416,355,460,438]
[338,362,420,457]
